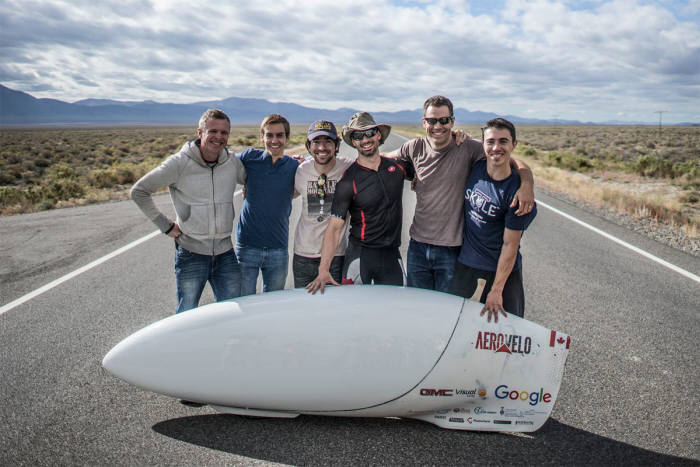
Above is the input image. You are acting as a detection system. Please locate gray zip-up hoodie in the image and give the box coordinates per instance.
[131,140,246,256]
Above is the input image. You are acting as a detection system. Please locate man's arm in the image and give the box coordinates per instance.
[306,216,346,295]
[130,155,181,235]
[481,228,522,323]
[509,158,535,216]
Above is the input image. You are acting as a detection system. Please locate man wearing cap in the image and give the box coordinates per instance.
[396,95,534,293]
[292,121,354,287]
[307,112,414,294]
[235,113,298,295]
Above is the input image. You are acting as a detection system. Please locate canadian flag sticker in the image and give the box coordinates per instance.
[549,330,571,349]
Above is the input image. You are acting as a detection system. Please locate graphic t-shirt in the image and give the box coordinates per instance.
[457,160,537,271]
[236,148,299,249]
[293,157,353,257]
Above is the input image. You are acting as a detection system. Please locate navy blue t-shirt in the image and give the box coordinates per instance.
[236,148,299,249]
[457,160,537,272]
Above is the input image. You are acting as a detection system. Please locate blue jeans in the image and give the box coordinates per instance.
[406,238,460,293]
[174,245,241,314]
[235,244,288,295]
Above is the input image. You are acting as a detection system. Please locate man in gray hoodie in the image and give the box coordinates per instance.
[131,109,246,314]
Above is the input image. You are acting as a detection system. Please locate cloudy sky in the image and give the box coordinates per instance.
[1,0,699,123]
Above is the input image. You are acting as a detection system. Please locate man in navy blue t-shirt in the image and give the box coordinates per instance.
[235,114,298,295]
[450,118,537,322]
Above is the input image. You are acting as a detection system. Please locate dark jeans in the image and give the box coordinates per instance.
[449,262,525,317]
[292,254,344,288]
[174,245,241,314]
[406,238,460,293]
[235,244,288,296]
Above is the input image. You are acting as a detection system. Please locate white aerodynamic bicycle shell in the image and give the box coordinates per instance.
[103,286,570,432]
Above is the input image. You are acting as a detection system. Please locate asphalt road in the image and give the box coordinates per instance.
[1,133,698,465]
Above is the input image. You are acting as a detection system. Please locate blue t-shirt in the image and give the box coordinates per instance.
[457,160,537,272]
[236,148,299,249]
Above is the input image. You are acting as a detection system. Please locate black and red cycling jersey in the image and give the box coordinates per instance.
[331,156,413,248]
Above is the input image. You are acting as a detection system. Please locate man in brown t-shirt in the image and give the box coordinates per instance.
[396,95,535,293]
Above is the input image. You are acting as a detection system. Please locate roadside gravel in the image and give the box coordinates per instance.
[539,187,699,257]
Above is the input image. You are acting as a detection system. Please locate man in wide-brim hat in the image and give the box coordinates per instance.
[307,112,414,294]
[341,111,392,147]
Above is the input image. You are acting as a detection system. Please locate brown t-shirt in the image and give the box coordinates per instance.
[397,137,485,247]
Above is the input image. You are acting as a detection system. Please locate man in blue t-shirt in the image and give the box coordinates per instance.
[235,114,299,295]
[450,118,537,322]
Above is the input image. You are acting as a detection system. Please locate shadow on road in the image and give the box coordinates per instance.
[153,414,696,465]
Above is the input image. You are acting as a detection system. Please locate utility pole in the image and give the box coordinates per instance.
[654,110,667,141]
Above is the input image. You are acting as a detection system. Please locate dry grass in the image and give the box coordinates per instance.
[0,125,308,215]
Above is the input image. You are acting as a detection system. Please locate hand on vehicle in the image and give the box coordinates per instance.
[480,290,507,323]
[306,270,339,295]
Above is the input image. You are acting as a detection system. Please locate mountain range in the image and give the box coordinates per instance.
[0,84,692,126]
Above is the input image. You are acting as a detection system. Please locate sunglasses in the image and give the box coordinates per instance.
[423,116,454,125]
[316,174,328,222]
[350,128,379,141]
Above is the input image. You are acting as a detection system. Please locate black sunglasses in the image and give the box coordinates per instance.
[423,116,454,125]
[350,128,379,141]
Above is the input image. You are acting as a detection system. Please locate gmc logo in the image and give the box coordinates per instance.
[420,388,453,396]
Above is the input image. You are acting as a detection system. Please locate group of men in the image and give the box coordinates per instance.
[131,95,537,323]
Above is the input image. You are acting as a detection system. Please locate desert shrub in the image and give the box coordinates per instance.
[38,199,55,210]
[88,168,119,188]
[48,163,79,180]
[46,180,85,200]
[0,186,24,206]
[544,151,598,171]
[630,154,700,179]
[518,146,538,158]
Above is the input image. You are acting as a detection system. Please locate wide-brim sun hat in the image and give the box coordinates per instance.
[341,112,391,147]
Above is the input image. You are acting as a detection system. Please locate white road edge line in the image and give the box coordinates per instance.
[0,230,161,316]
[537,200,699,284]
[0,190,247,316]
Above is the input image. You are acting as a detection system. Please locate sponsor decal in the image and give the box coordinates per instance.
[449,417,465,423]
[494,420,512,425]
[549,330,571,349]
[472,419,490,423]
[477,387,488,398]
[475,331,531,355]
[495,385,552,406]
[420,388,453,396]
[436,409,449,414]
[474,407,496,415]
[453,408,470,414]
[434,415,446,419]
[499,407,525,418]
[516,420,534,425]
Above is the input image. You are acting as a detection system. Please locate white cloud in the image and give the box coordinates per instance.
[0,0,698,122]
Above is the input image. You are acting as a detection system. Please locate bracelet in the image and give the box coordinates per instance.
[164,223,175,235]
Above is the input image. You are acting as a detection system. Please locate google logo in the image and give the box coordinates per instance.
[495,385,552,406]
